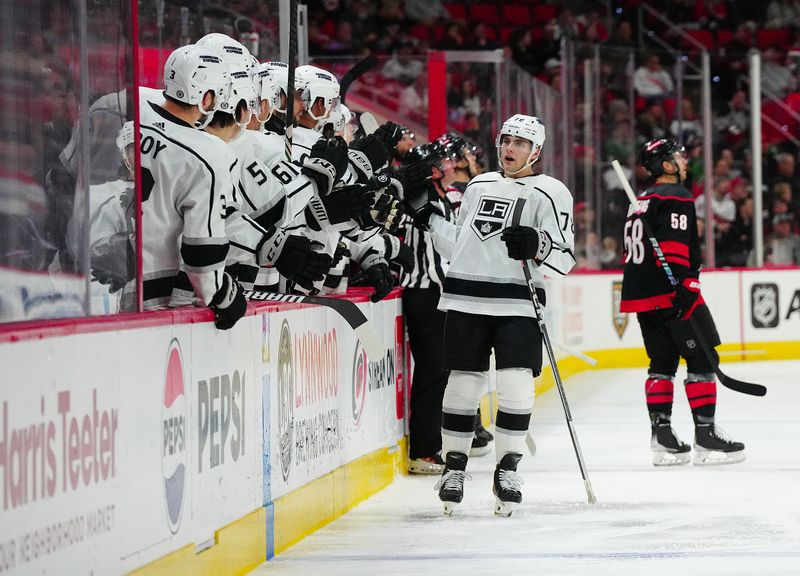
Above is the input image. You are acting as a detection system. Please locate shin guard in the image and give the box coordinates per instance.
[441,371,487,459]
[494,368,534,462]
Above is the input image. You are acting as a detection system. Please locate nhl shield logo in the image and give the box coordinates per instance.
[471,196,513,241]
[751,283,779,328]
[611,280,628,338]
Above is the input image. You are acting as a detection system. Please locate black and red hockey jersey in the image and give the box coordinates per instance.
[620,183,702,313]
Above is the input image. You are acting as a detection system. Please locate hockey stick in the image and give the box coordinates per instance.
[284,0,297,161]
[244,290,384,361]
[610,160,767,397]
[512,199,597,504]
[359,111,379,136]
[339,55,378,105]
[552,340,598,366]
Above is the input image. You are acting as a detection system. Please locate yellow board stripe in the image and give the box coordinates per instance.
[128,508,266,576]
[272,438,408,556]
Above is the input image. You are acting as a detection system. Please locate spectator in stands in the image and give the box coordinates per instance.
[637,103,669,141]
[714,91,749,151]
[373,1,405,52]
[634,54,674,103]
[696,177,737,222]
[554,7,581,41]
[404,0,448,25]
[766,213,800,263]
[442,22,466,50]
[323,20,357,56]
[670,98,703,146]
[465,22,497,50]
[399,73,426,116]
[599,236,620,269]
[717,196,755,266]
[694,0,734,30]
[349,0,379,51]
[509,29,537,73]
[608,20,635,48]
[765,0,800,27]
[768,151,800,194]
[761,45,797,98]
[531,19,561,75]
[382,38,424,84]
[581,10,610,43]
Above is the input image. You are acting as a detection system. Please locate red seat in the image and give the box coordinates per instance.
[716,29,733,46]
[432,25,445,43]
[532,5,558,25]
[410,24,430,42]
[443,3,466,21]
[501,6,532,26]
[685,30,714,51]
[499,26,516,44]
[757,27,792,49]
[470,4,500,25]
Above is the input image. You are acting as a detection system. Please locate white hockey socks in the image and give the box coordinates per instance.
[494,368,534,463]
[441,370,487,459]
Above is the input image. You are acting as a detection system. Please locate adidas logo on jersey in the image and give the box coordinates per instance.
[153,122,165,131]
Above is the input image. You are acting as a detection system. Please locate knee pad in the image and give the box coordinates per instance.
[649,356,679,377]
[686,349,718,375]
[442,370,488,412]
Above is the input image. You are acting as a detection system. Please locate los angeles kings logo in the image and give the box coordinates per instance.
[471,196,513,241]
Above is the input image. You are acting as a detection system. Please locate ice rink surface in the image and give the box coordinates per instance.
[252,360,800,575]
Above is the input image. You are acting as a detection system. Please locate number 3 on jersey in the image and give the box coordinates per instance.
[623,218,645,264]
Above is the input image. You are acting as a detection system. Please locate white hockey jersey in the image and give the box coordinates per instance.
[138,94,234,308]
[431,171,576,317]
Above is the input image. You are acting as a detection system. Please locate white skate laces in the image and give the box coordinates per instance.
[496,469,524,492]
[434,469,472,493]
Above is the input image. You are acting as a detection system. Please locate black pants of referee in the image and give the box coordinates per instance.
[403,287,448,460]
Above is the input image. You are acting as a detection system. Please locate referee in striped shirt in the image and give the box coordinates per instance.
[401,141,466,474]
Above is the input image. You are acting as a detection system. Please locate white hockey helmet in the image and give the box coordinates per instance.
[495,114,546,175]
[253,61,281,123]
[263,61,289,114]
[196,34,256,126]
[163,44,230,127]
[295,64,340,129]
[116,120,135,173]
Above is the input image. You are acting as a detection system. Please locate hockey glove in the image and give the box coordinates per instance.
[406,201,444,231]
[348,134,389,182]
[209,272,247,330]
[359,191,402,232]
[364,261,394,303]
[674,271,702,320]
[501,226,553,263]
[90,233,135,293]
[374,121,406,155]
[302,137,349,194]
[332,240,351,267]
[384,234,414,273]
[274,235,333,290]
[321,183,375,224]
[394,156,436,208]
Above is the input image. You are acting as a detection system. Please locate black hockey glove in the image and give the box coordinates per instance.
[384,234,414,273]
[374,121,406,155]
[358,191,402,232]
[274,235,334,290]
[674,271,702,320]
[209,272,247,330]
[90,233,135,293]
[393,156,437,209]
[348,134,389,182]
[321,183,375,224]
[406,201,443,231]
[332,240,351,267]
[302,137,349,194]
[364,261,394,303]
[501,225,553,263]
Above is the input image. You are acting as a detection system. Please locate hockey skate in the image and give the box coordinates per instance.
[470,410,494,457]
[651,418,691,466]
[409,454,445,475]
[693,423,745,466]
[434,452,470,516]
[493,452,524,517]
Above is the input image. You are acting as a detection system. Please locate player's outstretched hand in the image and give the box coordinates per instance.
[374,121,405,154]
[674,272,702,320]
[274,235,334,290]
[364,261,394,302]
[310,136,349,180]
[501,225,553,262]
[405,201,443,231]
[349,134,389,181]
[367,192,402,232]
[90,233,135,293]
[209,272,247,330]
[322,183,374,223]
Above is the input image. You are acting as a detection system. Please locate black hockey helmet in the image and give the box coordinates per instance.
[640,138,685,177]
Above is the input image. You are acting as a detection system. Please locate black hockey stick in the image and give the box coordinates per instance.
[511,199,597,504]
[284,0,298,161]
[611,160,767,397]
[244,290,384,361]
[339,55,378,105]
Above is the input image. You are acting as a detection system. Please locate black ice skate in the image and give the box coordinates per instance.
[693,423,745,466]
[493,452,524,517]
[651,416,691,467]
[435,452,471,516]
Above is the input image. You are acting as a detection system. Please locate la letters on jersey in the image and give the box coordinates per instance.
[471,196,513,241]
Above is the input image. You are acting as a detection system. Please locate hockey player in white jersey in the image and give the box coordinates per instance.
[410,114,576,516]
[137,44,247,329]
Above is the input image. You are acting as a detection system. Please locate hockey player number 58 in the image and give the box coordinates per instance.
[623,218,645,264]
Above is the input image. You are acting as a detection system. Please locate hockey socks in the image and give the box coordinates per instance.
[494,368,534,461]
[441,371,486,459]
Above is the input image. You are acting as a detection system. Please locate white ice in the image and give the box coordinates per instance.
[251,360,800,575]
